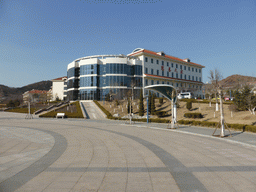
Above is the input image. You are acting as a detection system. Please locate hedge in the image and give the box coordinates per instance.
[5,107,37,114]
[184,113,203,119]
[177,120,256,133]
[39,101,83,118]
[180,99,233,105]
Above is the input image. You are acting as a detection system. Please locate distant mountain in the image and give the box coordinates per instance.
[220,74,256,89]
[0,81,52,103]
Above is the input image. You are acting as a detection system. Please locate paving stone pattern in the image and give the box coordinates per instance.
[1,112,256,191]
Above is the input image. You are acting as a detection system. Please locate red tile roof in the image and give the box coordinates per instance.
[52,76,67,81]
[28,90,49,94]
[128,49,205,68]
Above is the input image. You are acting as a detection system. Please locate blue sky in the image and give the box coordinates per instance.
[1,0,255,87]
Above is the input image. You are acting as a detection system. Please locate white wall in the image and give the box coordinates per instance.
[52,81,65,100]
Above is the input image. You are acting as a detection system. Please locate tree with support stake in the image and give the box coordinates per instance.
[209,69,232,137]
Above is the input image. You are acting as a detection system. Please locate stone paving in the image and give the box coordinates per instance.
[1,112,256,191]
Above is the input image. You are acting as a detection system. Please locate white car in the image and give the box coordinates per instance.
[177,92,192,99]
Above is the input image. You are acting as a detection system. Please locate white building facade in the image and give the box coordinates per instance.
[127,48,205,98]
[67,48,205,100]
[51,77,67,101]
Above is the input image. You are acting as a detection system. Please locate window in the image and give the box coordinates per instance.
[145,79,148,86]
[176,83,178,87]
[188,67,190,71]
[176,64,178,68]
[184,74,186,80]
[157,81,159,84]
[180,65,182,70]
[157,60,159,64]
[151,58,154,63]
[157,70,159,75]
[162,61,164,65]
[151,69,154,75]
[199,69,201,73]
[196,68,198,72]
[167,62,169,66]
[196,77,198,81]
[199,77,201,82]
[192,76,194,81]
[145,57,148,62]
[162,81,164,84]
[145,68,148,74]
[176,73,178,78]
[172,72,174,78]
[167,72,169,77]
[188,75,190,80]
[180,74,182,79]
[192,68,194,72]
[151,80,154,85]
[171,63,174,67]
[184,66,186,70]
[167,82,169,85]
[162,71,164,76]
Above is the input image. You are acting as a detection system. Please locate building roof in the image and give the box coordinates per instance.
[52,76,67,81]
[24,90,49,94]
[128,48,205,68]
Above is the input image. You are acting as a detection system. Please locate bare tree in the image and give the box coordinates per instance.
[209,69,223,111]
[208,69,226,137]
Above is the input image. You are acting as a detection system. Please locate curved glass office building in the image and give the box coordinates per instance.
[67,55,142,100]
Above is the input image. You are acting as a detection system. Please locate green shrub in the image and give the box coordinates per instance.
[155,111,167,117]
[227,123,247,131]
[115,99,120,106]
[186,101,192,110]
[245,125,256,133]
[184,113,203,118]
[159,97,163,105]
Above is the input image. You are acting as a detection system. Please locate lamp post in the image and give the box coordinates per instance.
[25,101,33,119]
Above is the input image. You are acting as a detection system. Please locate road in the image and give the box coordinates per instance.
[1,112,256,192]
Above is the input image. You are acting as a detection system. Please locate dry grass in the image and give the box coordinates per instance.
[99,99,256,125]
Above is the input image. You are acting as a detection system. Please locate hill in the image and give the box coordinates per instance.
[220,74,256,89]
[0,81,52,103]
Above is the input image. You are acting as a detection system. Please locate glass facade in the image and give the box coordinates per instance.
[67,58,142,101]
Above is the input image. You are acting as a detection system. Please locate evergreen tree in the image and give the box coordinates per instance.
[159,97,163,105]
[186,100,192,111]
[148,91,152,114]
[139,89,144,116]
[151,94,156,115]
[233,89,243,110]
[127,98,133,114]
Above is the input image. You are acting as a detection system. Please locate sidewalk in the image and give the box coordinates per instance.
[119,120,256,149]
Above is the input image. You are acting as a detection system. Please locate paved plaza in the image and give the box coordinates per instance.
[1,112,256,192]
